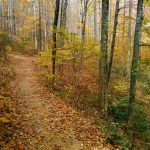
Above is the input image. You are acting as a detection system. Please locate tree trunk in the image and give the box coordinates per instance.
[98,0,101,43]
[44,0,48,50]
[51,0,60,86]
[128,0,144,117]
[59,0,68,73]
[33,1,37,51]
[107,0,120,83]
[0,0,4,30]
[100,0,109,109]
[94,0,97,42]
[38,0,42,51]
[12,0,16,36]
[60,0,68,46]
[122,0,126,77]
[80,0,89,66]
[127,0,132,77]
[81,0,89,42]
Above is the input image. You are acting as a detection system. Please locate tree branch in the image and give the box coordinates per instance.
[140,43,150,47]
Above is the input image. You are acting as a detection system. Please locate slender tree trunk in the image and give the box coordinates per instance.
[8,0,10,36]
[0,1,3,30]
[1,0,4,30]
[97,0,101,71]
[81,0,89,42]
[107,0,120,83]
[38,0,42,51]
[128,0,144,117]
[122,0,126,77]
[127,0,132,77]
[59,0,68,73]
[44,0,48,50]
[100,0,109,109]
[98,0,101,43]
[60,0,68,46]
[52,0,60,86]
[94,0,97,42]
[108,1,112,52]
[80,0,89,65]
[12,0,16,36]
[33,2,37,51]
[9,0,13,35]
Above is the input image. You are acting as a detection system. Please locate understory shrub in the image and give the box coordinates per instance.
[0,59,16,148]
[108,98,129,123]
[106,98,150,149]
[104,121,131,149]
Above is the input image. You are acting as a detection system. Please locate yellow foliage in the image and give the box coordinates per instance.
[0,117,11,124]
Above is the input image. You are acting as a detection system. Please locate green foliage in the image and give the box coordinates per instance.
[0,32,11,57]
[40,33,97,65]
[12,36,34,53]
[104,122,131,149]
[128,104,150,141]
[138,58,150,96]
[0,32,11,46]
[106,99,150,149]
[40,70,62,90]
[57,90,69,99]
[108,98,129,123]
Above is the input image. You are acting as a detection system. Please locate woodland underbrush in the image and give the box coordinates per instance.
[32,32,150,149]
[0,57,16,148]
[36,51,150,150]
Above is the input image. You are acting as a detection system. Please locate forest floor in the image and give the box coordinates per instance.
[3,54,113,150]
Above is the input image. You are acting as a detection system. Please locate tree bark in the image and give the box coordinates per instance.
[98,0,101,43]
[128,0,144,117]
[100,0,109,109]
[107,0,120,83]
[44,0,48,50]
[60,0,68,46]
[122,0,126,77]
[94,0,97,42]
[52,0,60,86]
[38,0,42,51]
[80,0,90,65]
[33,1,37,51]
[127,0,132,77]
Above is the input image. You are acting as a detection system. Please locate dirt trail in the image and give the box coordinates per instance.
[10,54,111,150]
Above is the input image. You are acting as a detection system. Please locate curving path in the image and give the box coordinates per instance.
[10,54,112,150]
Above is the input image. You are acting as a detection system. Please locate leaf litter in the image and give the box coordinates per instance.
[3,54,114,150]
